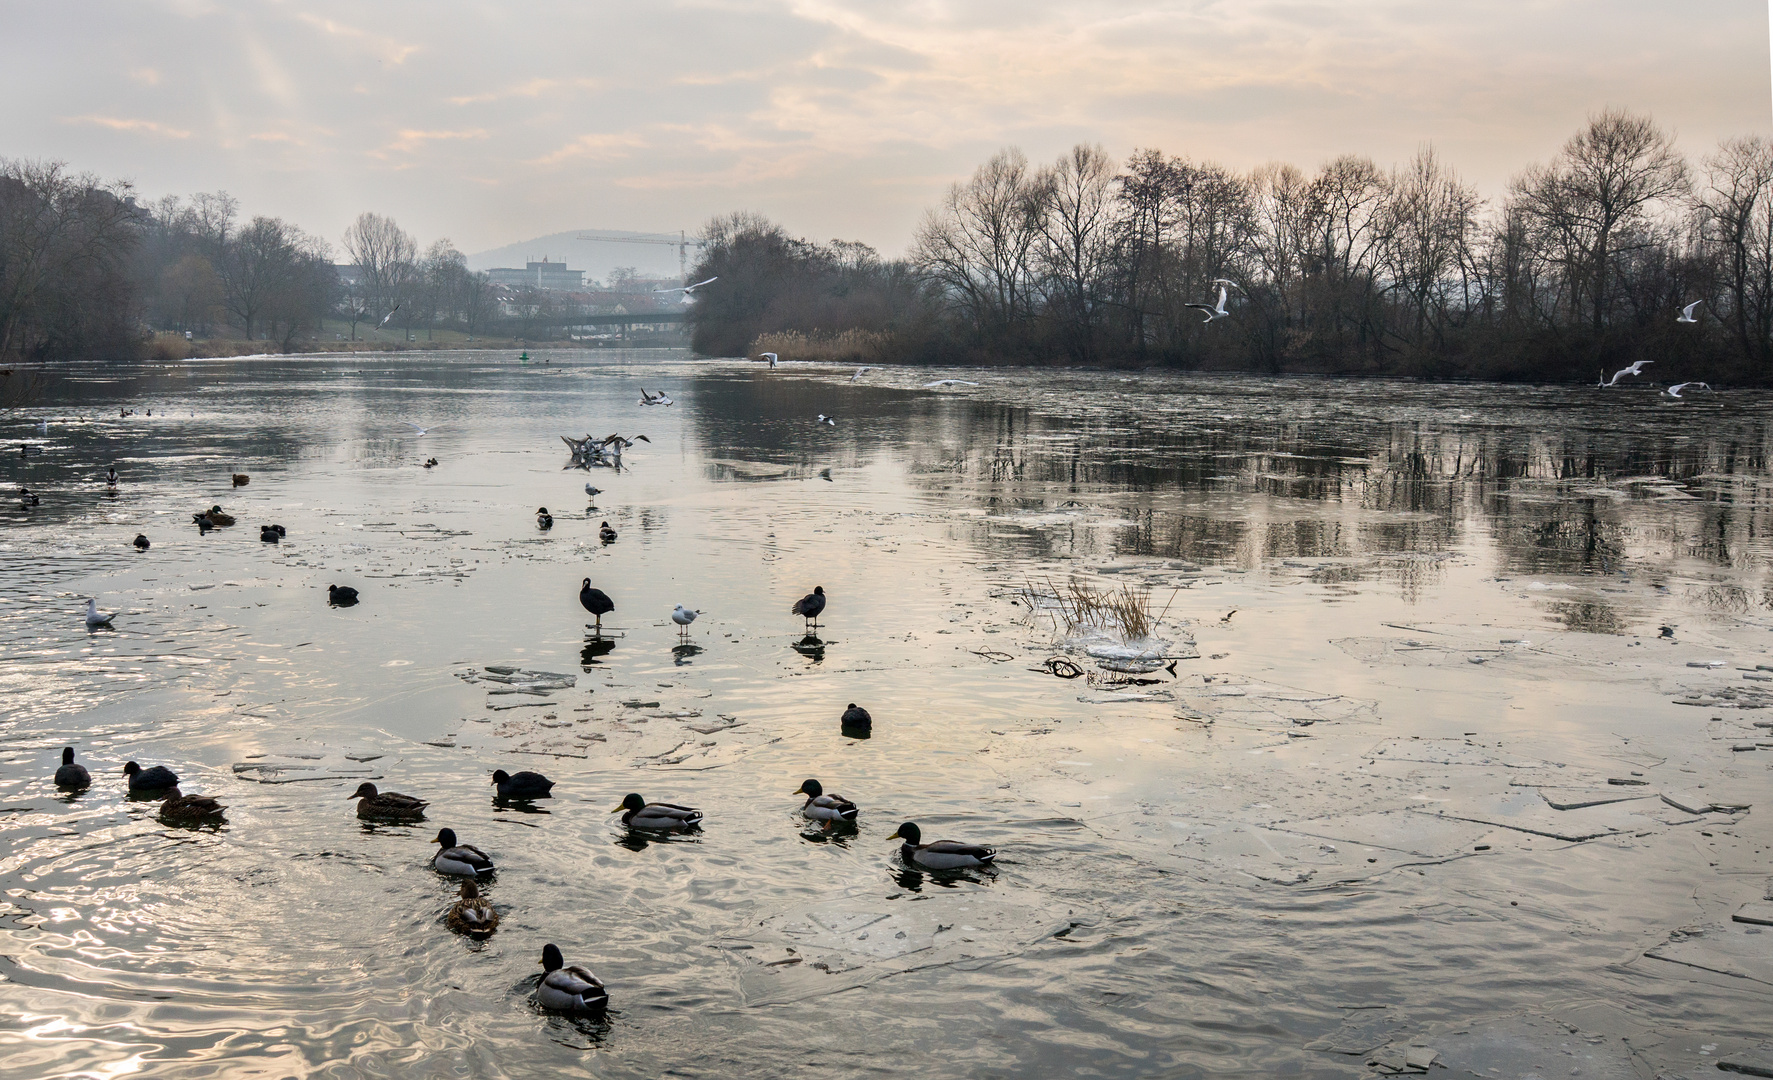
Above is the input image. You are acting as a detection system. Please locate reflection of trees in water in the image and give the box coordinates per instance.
[681,373,1773,604]
[1546,600,1626,634]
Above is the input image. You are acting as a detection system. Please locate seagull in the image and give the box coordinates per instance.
[1599,361,1653,388]
[815,414,836,426]
[639,388,674,406]
[654,276,718,296]
[1664,381,1713,398]
[401,422,436,436]
[761,352,778,368]
[84,598,115,628]
[585,483,602,501]
[1185,281,1232,323]
[1677,300,1703,324]
[922,379,979,388]
[672,604,698,638]
[851,367,872,381]
[379,302,403,328]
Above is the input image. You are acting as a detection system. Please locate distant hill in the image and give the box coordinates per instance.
[467,230,690,286]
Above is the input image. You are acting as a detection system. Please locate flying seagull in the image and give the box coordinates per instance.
[851,367,873,381]
[1664,381,1713,398]
[1599,361,1653,388]
[1185,280,1233,323]
[379,302,403,328]
[815,414,837,426]
[761,352,778,368]
[1677,300,1703,324]
[639,388,674,406]
[655,277,718,296]
[402,422,437,436]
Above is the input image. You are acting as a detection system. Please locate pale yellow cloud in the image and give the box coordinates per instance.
[63,115,191,138]
[448,77,601,106]
[530,132,652,166]
[380,128,489,155]
[297,13,419,65]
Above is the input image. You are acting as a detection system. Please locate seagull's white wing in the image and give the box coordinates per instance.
[402,422,434,433]
[1682,300,1703,318]
[687,277,718,290]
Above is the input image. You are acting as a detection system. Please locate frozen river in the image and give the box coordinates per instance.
[1,350,1769,1077]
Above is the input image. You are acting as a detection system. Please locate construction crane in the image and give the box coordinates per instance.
[574,230,704,284]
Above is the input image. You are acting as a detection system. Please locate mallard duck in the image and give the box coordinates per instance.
[794,778,858,824]
[328,584,359,607]
[348,781,427,821]
[445,880,498,935]
[54,747,91,789]
[195,515,213,534]
[792,586,826,629]
[887,822,996,870]
[203,505,235,526]
[160,793,226,824]
[536,507,553,530]
[133,534,149,551]
[580,578,613,631]
[599,521,617,544]
[538,943,608,1013]
[259,524,285,542]
[122,760,179,792]
[431,828,494,875]
[611,793,702,832]
[491,769,554,800]
[840,703,871,730]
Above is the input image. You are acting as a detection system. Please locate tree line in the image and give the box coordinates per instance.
[0,158,503,363]
[691,110,1773,382]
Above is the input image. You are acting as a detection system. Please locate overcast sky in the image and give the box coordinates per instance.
[3,1,1768,260]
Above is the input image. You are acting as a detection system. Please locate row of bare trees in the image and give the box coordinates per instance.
[692,110,1773,381]
[1,160,506,363]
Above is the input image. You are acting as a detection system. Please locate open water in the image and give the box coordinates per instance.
[1,350,1769,1077]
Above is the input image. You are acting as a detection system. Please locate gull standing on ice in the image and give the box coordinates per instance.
[1677,300,1703,324]
[672,604,698,639]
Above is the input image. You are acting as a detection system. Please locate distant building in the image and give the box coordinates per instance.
[487,258,584,291]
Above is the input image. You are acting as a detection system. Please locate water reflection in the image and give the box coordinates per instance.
[670,643,703,665]
[791,634,826,662]
[580,636,616,668]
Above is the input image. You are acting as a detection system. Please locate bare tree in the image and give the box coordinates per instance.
[1510,109,1690,340]
[1699,136,1773,369]
[1037,143,1117,362]
[1378,146,1482,351]
[913,148,1052,344]
[341,212,417,335]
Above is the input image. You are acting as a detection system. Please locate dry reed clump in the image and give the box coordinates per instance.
[749,328,896,365]
[1018,576,1179,643]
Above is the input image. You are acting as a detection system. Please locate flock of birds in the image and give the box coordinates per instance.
[56,389,1001,1018]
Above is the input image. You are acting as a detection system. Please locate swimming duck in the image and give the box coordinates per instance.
[85,599,116,628]
[887,822,996,870]
[840,703,871,730]
[536,507,553,530]
[260,524,286,542]
[159,793,226,824]
[537,943,608,1014]
[231,473,249,487]
[54,747,91,789]
[348,781,428,821]
[195,515,213,534]
[431,828,495,876]
[794,778,859,824]
[107,466,118,486]
[122,760,180,792]
[327,584,359,606]
[580,578,614,631]
[202,505,235,527]
[133,534,149,551]
[599,521,617,544]
[445,881,499,935]
[611,793,703,832]
[491,769,554,800]
[423,457,439,469]
[792,586,827,629]
[19,485,40,506]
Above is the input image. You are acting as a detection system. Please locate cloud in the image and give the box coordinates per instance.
[63,115,192,139]
[378,128,489,156]
[448,77,601,106]
[296,13,419,65]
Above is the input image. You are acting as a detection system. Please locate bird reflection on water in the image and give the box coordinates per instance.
[580,635,616,668]
[790,633,826,662]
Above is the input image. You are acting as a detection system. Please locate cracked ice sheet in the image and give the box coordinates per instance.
[1636,920,1773,987]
